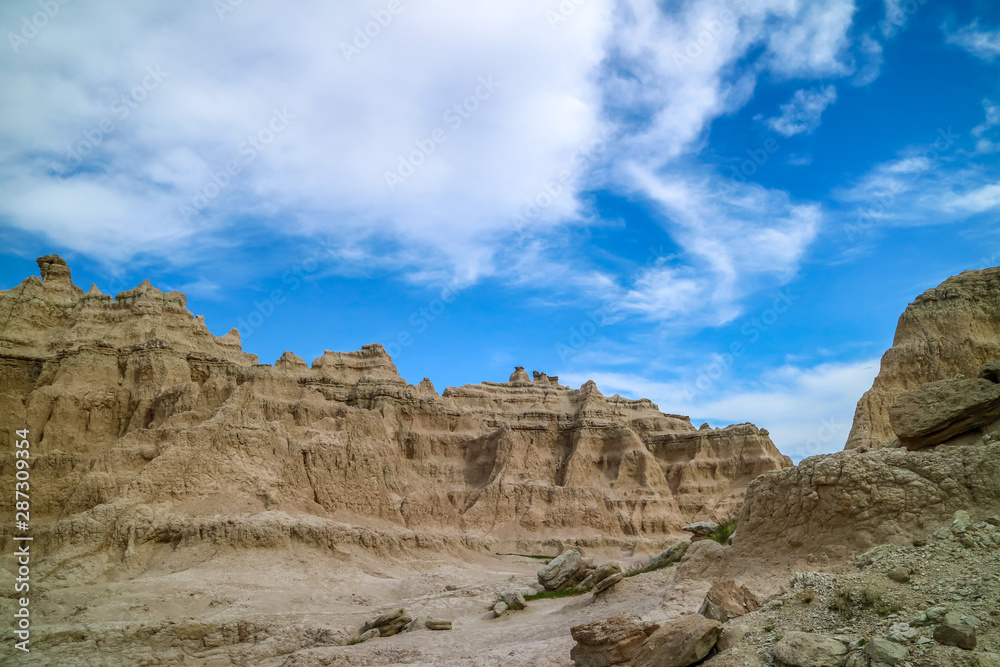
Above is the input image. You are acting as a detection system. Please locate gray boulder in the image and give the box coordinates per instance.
[538,549,583,591]
[771,632,848,667]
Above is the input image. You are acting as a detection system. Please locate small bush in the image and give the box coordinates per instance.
[707,517,738,544]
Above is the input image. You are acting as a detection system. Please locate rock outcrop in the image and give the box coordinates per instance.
[888,368,1000,449]
[0,256,792,569]
[569,614,660,667]
[847,265,1000,450]
[630,613,722,667]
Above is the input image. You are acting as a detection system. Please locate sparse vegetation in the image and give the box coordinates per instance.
[624,559,676,578]
[707,516,738,544]
[523,587,585,601]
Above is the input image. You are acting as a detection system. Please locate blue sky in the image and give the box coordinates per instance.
[1,0,998,461]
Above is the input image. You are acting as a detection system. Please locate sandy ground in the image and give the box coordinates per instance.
[4,540,714,666]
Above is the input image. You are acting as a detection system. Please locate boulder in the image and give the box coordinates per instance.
[593,573,624,594]
[361,608,411,637]
[580,563,622,591]
[886,567,910,583]
[934,622,977,649]
[425,619,452,631]
[570,614,660,667]
[681,522,719,539]
[538,549,584,591]
[888,376,1000,450]
[697,580,760,622]
[716,625,747,652]
[886,622,916,644]
[493,601,508,618]
[865,637,907,665]
[643,541,690,572]
[355,628,379,643]
[501,590,527,611]
[630,613,722,667]
[771,632,848,667]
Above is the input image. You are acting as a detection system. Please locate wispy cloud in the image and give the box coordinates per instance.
[559,359,880,459]
[945,20,1000,61]
[853,34,884,86]
[766,86,838,137]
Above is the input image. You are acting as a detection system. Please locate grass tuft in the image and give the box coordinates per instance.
[523,587,585,601]
[707,516,738,544]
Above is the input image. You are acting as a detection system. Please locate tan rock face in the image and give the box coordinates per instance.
[847,265,1000,450]
[0,256,792,561]
[570,614,660,667]
[630,613,722,667]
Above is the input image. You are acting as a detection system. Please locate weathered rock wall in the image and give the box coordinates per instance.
[846,266,1000,450]
[0,256,792,561]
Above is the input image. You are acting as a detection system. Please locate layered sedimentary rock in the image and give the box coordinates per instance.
[728,267,1000,562]
[846,265,1000,450]
[0,256,791,564]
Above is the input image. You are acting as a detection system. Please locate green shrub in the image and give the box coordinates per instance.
[523,587,585,601]
[707,517,738,544]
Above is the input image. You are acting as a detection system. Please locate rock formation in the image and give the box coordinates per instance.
[0,256,792,569]
[846,265,1000,450]
[727,266,1000,561]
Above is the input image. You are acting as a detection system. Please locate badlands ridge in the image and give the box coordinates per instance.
[1,256,999,666]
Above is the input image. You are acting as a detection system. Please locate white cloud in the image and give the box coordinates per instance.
[618,167,819,324]
[766,86,838,137]
[972,99,1000,154]
[559,359,881,460]
[0,0,612,280]
[0,0,859,324]
[945,20,1000,61]
[881,0,906,38]
[853,33,884,86]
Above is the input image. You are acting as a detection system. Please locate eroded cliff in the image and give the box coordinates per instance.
[0,256,792,565]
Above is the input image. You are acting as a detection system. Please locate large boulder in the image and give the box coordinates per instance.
[630,613,722,667]
[361,608,411,637]
[888,374,1000,449]
[594,573,624,594]
[538,549,584,591]
[771,632,847,667]
[580,562,622,591]
[865,637,907,665]
[644,541,690,572]
[570,614,660,667]
[934,622,977,649]
[697,579,760,622]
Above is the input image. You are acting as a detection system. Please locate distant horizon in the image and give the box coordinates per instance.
[2,0,999,463]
